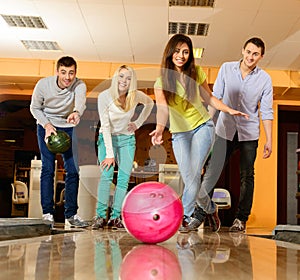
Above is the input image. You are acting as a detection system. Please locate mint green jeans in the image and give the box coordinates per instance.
[96,133,136,219]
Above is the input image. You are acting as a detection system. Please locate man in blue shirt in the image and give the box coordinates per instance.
[195,37,273,232]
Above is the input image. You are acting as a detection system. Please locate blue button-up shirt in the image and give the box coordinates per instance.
[213,61,273,141]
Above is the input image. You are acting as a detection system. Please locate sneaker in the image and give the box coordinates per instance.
[107,217,126,231]
[65,214,89,229]
[229,218,246,232]
[193,204,206,222]
[206,206,221,232]
[42,213,54,228]
[91,216,106,230]
[178,216,202,233]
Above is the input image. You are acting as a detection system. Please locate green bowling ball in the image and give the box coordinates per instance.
[46,130,71,154]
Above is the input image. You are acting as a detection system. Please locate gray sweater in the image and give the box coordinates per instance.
[30,76,87,128]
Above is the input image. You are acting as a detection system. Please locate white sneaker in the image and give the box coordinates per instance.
[65,214,89,229]
[42,213,54,228]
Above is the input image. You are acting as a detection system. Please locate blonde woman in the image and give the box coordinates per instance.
[92,65,154,230]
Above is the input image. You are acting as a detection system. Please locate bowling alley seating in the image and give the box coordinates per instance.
[212,188,231,209]
[158,164,184,197]
[11,180,29,216]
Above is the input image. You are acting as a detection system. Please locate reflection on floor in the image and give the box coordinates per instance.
[0,221,299,280]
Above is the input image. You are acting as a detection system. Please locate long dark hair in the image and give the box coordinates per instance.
[161,34,197,106]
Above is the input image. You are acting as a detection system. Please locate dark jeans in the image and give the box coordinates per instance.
[37,125,79,219]
[198,133,258,222]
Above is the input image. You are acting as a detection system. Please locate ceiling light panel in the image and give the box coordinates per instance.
[1,15,47,29]
[169,22,209,36]
[21,40,61,51]
[169,0,215,7]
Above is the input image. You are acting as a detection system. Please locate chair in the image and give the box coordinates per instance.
[212,188,231,209]
[158,164,184,196]
[11,180,29,204]
[11,180,29,217]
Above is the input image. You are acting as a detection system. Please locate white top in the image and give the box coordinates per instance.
[97,89,154,158]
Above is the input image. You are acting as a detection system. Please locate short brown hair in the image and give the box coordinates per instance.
[56,56,77,71]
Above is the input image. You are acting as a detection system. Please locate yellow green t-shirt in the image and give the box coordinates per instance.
[154,65,211,133]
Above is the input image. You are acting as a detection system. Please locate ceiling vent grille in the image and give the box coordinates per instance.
[1,15,47,29]
[169,22,209,36]
[169,0,215,7]
[21,40,61,51]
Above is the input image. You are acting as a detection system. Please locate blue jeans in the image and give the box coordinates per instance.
[96,134,136,219]
[200,133,258,221]
[37,125,79,219]
[172,120,215,217]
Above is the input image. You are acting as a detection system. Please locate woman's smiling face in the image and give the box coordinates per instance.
[172,42,190,72]
[118,68,132,94]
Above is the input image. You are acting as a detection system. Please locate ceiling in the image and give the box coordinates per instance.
[0,0,300,101]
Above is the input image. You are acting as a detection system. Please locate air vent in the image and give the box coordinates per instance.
[169,0,215,7]
[21,40,61,51]
[169,22,209,36]
[1,14,47,29]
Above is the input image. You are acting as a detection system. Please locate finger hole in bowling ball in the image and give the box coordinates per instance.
[158,194,164,198]
[153,214,160,221]
[151,269,158,276]
[150,193,156,198]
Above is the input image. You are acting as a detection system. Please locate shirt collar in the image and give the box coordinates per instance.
[235,60,260,75]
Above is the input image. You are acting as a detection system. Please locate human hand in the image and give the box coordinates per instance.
[263,142,272,159]
[44,123,56,142]
[127,122,137,132]
[67,111,80,125]
[101,158,115,171]
[228,109,249,119]
[149,130,163,146]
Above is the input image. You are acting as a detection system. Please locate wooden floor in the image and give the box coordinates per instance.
[0,220,299,280]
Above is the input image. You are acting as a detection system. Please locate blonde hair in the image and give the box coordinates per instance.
[110,65,137,112]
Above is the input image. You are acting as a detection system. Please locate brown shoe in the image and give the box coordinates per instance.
[107,217,126,231]
[91,216,106,230]
[207,206,221,232]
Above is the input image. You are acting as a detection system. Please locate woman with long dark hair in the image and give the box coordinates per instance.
[150,34,248,233]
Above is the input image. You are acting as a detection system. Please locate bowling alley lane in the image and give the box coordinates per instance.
[0,226,299,279]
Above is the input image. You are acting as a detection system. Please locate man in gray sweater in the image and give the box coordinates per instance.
[30,56,88,229]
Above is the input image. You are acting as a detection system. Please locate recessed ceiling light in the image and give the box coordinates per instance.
[1,14,47,29]
[4,139,16,143]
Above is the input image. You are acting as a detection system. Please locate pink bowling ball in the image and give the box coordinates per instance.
[120,245,182,280]
[122,181,183,243]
